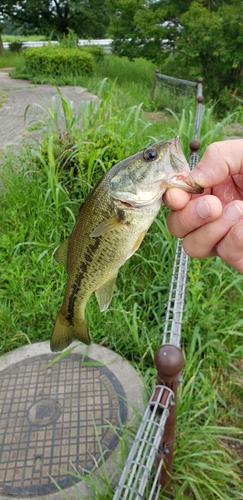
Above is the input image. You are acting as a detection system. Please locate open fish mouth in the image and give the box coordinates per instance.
[118,197,162,209]
[113,175,164,209]
[116,188,163,209]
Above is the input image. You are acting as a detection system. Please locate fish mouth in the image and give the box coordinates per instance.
[113,175,165,208]
[119,200,134,207]
[116,187,163,209]
[112,172,163,209]
[169,174,203,193]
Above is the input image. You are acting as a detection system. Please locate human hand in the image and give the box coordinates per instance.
[163,140,243,272]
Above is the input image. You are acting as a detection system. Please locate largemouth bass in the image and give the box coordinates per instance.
[51,137,202,351]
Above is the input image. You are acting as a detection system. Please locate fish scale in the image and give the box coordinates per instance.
[51,137,203,352]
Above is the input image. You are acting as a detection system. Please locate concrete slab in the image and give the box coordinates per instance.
[0,70,97,150]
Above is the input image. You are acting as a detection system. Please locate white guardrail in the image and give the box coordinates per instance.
[3,39,113,53]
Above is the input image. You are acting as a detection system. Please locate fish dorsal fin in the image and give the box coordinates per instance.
[54,236,70,269]
[90,215,124,238]
[95,275,117,312]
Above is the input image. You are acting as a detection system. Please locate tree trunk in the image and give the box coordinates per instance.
[0,32,4,56]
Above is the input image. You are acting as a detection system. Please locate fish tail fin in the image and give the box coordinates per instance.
[50,310,91,352]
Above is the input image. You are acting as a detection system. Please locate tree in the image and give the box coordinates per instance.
[0,0,110,38]
[109,0,179,61]
[174,2,243,98]
[0,24,4,56]
[110,0,243,103]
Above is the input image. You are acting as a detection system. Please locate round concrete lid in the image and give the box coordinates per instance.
[0,342,144,500]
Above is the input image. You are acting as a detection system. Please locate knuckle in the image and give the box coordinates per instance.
[230,222,243,247]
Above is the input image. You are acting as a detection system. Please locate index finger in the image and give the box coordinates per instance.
[163,188,191,210]
[163,187,211,210]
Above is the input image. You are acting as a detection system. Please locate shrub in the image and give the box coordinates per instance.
[23,45,94,78]
[9,40,23,53]
[80,45,105,62]
[58,29,105,61]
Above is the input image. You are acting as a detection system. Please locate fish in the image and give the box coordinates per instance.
[50,136,203,352]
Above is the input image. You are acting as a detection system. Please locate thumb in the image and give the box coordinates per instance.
[191,140,243,188]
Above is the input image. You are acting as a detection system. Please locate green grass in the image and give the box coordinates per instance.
[0,50,24,69]
[0,56,242,499]
[2,35,47,42]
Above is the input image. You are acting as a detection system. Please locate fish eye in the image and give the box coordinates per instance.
[143,148,157,161]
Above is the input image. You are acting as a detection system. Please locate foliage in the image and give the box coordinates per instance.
[58,29,106,61]
[109,0,168,61]
[109,0,198,61]
[110,0,243,110]
[165,104,231,158]
[175,2,243,103]
[26,82,153,198]
[0,49,24,69]
[33,127,127,200]
[0,0,111,38]
[80,45,105,62]
[8,39,23,52]
[23,45,94,80]
[58,28,106,62]
[59,28,79,48]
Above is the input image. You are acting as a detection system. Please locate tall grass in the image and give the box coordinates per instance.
[0,59,242,499]
[0,50,24,69]
[162,103,236,159]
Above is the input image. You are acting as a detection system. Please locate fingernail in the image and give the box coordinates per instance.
[191,170,204,183]
[196,198,211,219]
[225,203,243,221]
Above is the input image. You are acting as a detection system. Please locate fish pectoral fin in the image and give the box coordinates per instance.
[95,275,117,312]
[90,215,124,238]
[125,230,147,260]
[54,236,70,269]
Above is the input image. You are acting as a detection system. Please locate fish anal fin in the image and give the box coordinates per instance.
[91,214,125,238]
[95,275,117,312]
[50,309,91,352]
[54,237,70,269]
